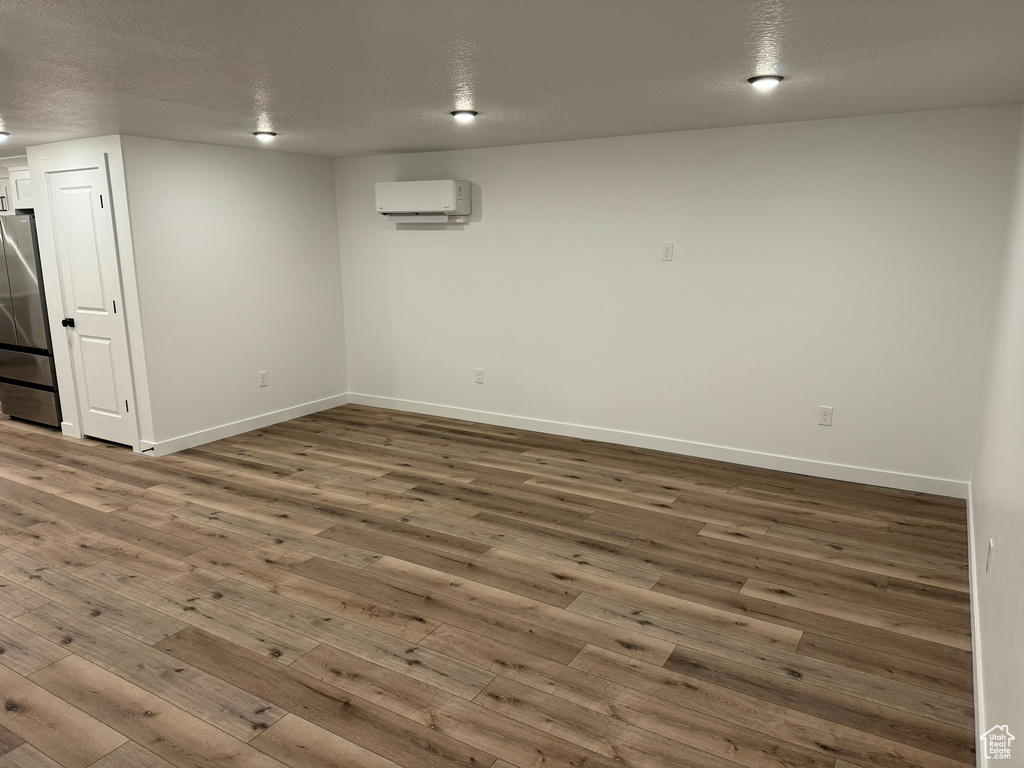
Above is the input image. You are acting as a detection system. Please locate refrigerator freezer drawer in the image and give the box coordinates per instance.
[0,382,61,427]
[0,348,56,387]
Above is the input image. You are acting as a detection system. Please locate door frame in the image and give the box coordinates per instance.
[32,152,142,452]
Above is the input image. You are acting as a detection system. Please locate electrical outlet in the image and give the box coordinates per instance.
[474,368,484,384]
[661,242,674,262]
[986,538,994,575]
[818,406,833,426]
[258,370,268,388]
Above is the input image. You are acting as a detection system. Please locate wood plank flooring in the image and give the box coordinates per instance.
[0,403,974,768]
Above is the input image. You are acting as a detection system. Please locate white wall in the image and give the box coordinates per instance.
[335,106,1020,495]
[969,105,1024,744]
[120,136,347,450]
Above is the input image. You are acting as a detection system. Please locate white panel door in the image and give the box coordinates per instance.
[45,164,137,447]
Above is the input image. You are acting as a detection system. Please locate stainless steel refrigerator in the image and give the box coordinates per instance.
[0,213,61,427]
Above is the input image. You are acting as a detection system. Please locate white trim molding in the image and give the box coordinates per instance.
[966,484,985,766]
[139,393,350,457]
[348,393,968,498]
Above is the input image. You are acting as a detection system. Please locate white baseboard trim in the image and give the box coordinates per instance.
[348,393,968,498]
[966,483,984,766]
[139,393,351,457]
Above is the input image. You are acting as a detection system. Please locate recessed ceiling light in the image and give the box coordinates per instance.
[451,110,478,123]
[747,75,784,91]
[253,131,278,142]
[0,132,9,142]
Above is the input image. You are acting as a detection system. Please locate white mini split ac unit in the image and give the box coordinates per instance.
[375,180,472,224]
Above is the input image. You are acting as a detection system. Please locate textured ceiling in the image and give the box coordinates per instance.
[1,0,1023,159]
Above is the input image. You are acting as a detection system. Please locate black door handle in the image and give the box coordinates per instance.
[61,318,75,328]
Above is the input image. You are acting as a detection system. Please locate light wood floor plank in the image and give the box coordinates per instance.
[0,663,125,768]
[367,556,679,664]
[199,577,496,699]
[74,562,318,664]
[291,556,588,664]
[474,548,802,647]
[0,615,69,676]
[0,745,64,768]
[83,741,175,768]
[288,639,622,768]
[663,644,974,763]
[0,550,186,644]
[423,624,832,768]
[250,714,405,768]
[571,645,971,768]
[157,626,498,768]
[0,403,972,768]
[700,525,968,592]
[740,578,971,649]
[15,602,285,741]
[29,656,286,768]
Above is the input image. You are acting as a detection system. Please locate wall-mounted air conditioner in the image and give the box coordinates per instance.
[375,180,471,224]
